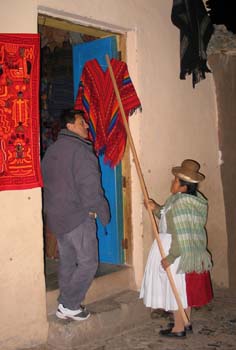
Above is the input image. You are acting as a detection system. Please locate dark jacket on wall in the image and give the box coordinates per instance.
[171,0,214,87]
[41,129,110,235]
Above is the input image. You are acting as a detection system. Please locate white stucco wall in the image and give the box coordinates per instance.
[0,1,48,349]
[37,0,228,283]
[0,0,228,348]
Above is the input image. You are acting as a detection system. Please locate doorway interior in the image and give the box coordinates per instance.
[38,14,132,291]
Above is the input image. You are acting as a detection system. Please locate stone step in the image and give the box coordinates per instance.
[47,290,150,349]
[46,266,136,315]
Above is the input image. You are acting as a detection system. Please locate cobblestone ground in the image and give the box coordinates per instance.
[23,290,236,350]
[78,292,236,350]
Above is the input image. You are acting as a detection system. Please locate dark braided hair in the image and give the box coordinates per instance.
[179,178,198,196]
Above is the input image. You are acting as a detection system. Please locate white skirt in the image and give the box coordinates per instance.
[139,233,188,311]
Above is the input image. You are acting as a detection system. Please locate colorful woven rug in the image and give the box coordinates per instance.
[74,58,141,167]
[0,34,43,190]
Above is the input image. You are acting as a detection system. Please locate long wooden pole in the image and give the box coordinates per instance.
[105,54,188,325]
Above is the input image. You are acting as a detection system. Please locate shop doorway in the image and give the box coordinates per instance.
[38,15,130,291]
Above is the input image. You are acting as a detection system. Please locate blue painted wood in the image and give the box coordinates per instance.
[72,37,124,264]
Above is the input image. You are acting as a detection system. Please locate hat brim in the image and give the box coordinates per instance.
[172,167,205,183]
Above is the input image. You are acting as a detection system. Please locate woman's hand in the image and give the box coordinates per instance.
[161,257,170,270]
[144,199,158,211]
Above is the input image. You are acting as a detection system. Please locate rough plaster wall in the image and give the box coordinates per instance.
[134,2,229,288]
[0,1,229,346]
[209,54,236,292]
[0,190,48,350]
[0,1,48,349]
[37,0,228,287]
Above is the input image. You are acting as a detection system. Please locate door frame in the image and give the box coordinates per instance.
[38,13,133,265]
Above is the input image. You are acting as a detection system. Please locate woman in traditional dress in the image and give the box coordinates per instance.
[140,159,213,338]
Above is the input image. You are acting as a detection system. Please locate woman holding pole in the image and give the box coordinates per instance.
[140,159,213,338]
[105,55,208,329]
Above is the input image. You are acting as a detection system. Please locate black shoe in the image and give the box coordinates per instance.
[167,322,193,333]
[159,328,186,338]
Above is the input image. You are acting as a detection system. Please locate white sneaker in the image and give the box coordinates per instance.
[56,304,91,321]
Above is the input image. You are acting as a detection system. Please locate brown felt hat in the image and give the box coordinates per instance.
[172,159,205,183]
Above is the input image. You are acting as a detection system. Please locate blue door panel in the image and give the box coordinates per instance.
[72,37,124,264]
[73,37,117,99]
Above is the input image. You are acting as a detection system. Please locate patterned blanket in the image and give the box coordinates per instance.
[74,58,141,167]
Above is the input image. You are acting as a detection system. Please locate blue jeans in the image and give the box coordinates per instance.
[56,216,98,310]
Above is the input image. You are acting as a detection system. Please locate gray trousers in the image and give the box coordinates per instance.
[56,216,98,310]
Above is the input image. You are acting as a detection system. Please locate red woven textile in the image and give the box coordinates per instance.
[74,58,141,167]
[0,34,43,190]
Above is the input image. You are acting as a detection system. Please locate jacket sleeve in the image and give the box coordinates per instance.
[73,148,111,226]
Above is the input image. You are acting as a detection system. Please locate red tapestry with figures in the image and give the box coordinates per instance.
[0,34,43,190]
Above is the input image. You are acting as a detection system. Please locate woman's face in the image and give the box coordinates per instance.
[171,176,187,194]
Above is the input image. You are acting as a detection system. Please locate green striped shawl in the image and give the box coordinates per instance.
[167,192,212,273]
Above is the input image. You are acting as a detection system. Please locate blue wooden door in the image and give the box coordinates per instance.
[73,37,124,264]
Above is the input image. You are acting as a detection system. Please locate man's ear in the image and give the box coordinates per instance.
[67,122,72,131]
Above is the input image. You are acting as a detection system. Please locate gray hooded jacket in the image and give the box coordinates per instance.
[41,129,110,235]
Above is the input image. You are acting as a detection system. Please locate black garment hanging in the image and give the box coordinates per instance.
[206,0,236,34]
[171,0,214,88]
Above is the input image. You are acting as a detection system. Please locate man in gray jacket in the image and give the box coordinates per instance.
[42,109,110,321]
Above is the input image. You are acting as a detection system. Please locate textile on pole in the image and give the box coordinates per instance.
[74,58,141,167]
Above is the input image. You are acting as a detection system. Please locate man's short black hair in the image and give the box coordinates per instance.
[60,108,85,128]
